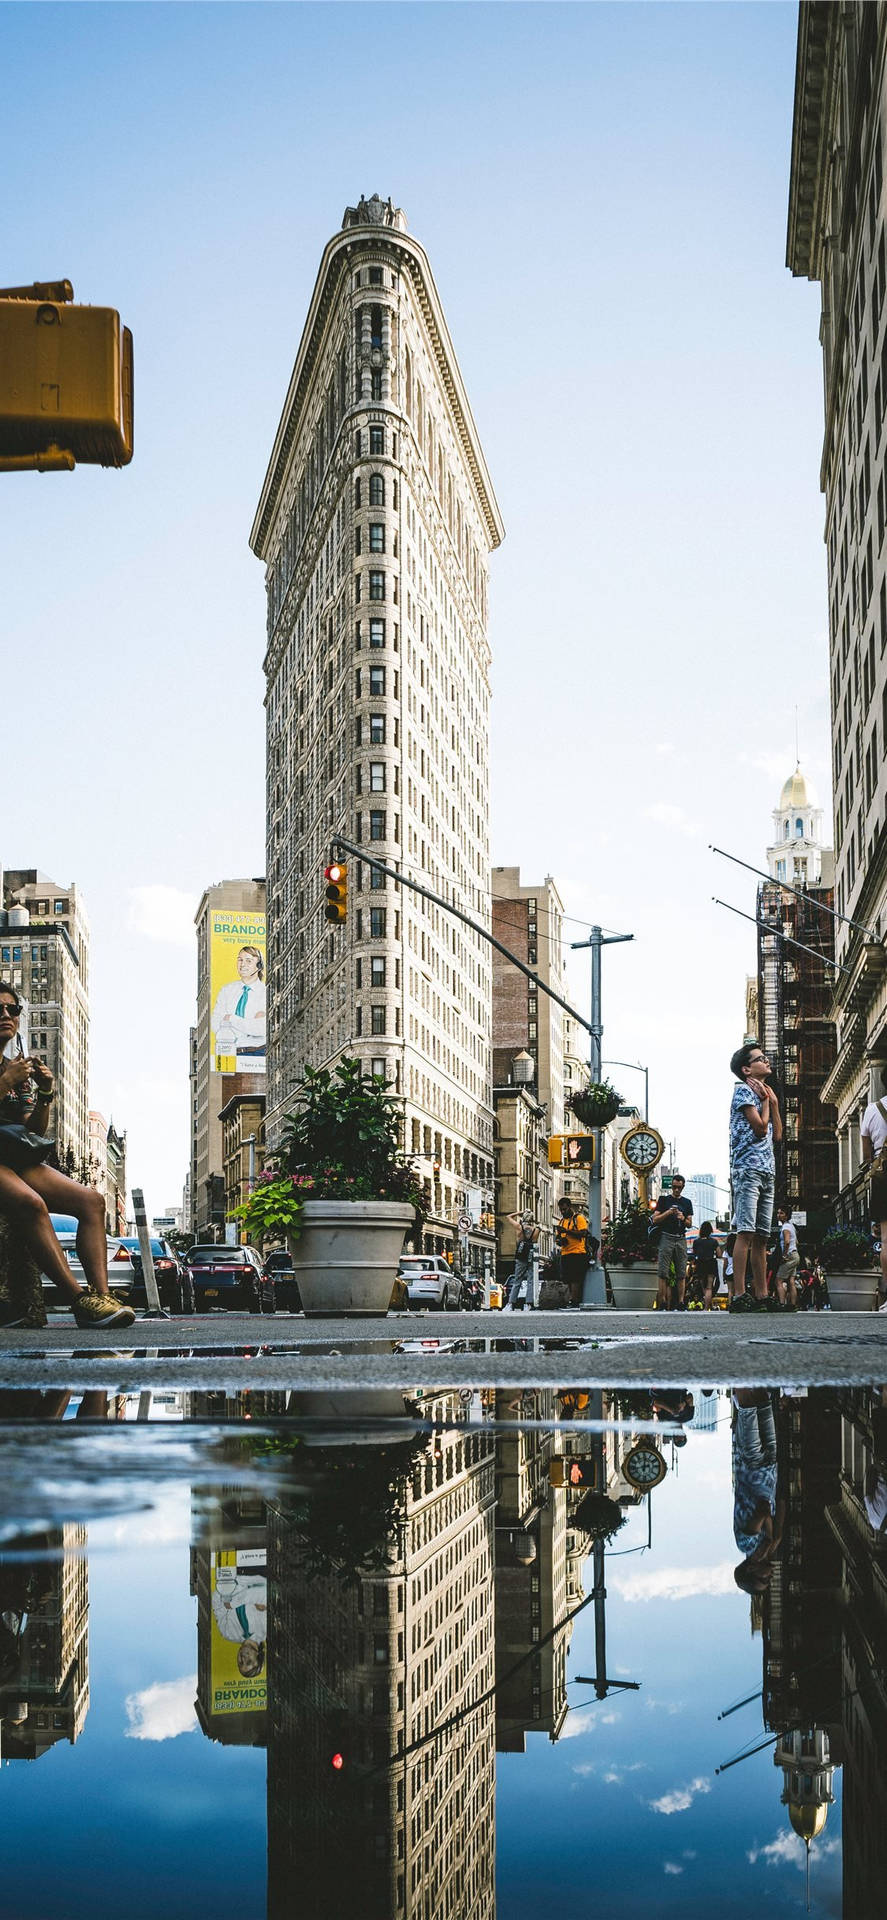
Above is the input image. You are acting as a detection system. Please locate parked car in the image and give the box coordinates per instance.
[185,1244,265,1312]
[397,1254,463,1310]
[40,1213,90,1308]
[260,1248,302,1314]
[112,1237,194,1313]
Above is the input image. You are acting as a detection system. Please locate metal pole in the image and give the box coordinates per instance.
[131,1186,167,1318]
[247,1132,256,1190]
[571,928,633,1303]
[603,1059,649,1123]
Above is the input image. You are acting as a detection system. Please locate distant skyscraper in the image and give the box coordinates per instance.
[685,1173,718,1225]
[251,194,504,1261]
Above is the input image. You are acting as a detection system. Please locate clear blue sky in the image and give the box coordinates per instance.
[1,2,828,1210]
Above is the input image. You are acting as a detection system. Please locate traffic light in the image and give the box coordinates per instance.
[547,1134,595,1167]
[324,861,348,923]
[0,282,133,471]
[549,1455,597,1489]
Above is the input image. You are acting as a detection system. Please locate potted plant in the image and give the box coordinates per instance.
[248,1058,423,1317]
[567,1080,622,1128]
[817,1226,878,1312]
[602,1197,657,1310]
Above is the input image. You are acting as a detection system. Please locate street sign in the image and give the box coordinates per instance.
[457,1211,472,1234]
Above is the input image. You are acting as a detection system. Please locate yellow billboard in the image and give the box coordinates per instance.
[209,1550,267,1716]
[209,909,266,1074]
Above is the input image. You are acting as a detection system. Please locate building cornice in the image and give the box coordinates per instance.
[250,222,504,560]
[786,1,833,279]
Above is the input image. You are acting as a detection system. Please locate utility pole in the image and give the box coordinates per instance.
[570,927,634,1287]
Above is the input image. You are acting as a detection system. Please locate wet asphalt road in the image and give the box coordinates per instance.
[1,1306,885,1391]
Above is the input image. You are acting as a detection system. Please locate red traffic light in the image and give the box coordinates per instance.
[324,863,345,884]
[324,860,348,924]
[331,1751,345,1771]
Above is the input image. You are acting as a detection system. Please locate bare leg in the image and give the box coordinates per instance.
[20,1166,110,1295]
[879,1219,887,1302]
[749,1235,768,1300]
[732,1230,754,1298]
[0,1167,82,1301]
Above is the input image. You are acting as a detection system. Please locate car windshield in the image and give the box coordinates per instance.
[187,1248,250,1265]
[118,1238,166,1257]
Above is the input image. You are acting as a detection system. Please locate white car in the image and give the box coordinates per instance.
[398,1254,463,1310]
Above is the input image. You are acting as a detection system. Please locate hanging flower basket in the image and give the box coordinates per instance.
[568,1080,622,1128]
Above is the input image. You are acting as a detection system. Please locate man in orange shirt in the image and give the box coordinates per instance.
[554,1196,589,1306]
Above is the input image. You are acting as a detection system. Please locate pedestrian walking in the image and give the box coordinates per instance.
[503,1210,539,1310]
[690,1221,720,1310]
[727,1043,783,1313]
[650,1174,693,1310]
[860,1072,887,1310]
[554,1196,589,1306]
[774,1205,800,1309]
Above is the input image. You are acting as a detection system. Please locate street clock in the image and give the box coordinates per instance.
[619,1124,665,1174]
[622,1442,667,1491]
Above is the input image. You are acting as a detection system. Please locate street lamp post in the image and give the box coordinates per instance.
[570,925,634,1286]
[603,1058,649,1123]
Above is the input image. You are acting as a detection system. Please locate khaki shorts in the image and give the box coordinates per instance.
[776,1250,800,1283]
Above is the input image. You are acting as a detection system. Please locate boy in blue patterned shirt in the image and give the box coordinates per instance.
[728,1042,783,1314]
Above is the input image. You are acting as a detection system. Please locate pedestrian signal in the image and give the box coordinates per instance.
[549,1456,597,1489]
[548,1134,595,1167]
[324,862,348,924]
[0,283,133,471]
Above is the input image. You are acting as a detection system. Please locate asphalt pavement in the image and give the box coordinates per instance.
[0,1306,885,1391]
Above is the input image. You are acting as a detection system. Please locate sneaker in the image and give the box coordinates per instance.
[728,1293,756,1313]
[879,1297,887,1314]
[72,1289,136,1330]
[0,1305,33,1329]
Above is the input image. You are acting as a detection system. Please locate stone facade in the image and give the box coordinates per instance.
[491,868,566,1138]
[492,1083,553,1269]
[788,7,887,1210]
[251,197,504,1255]
[220,1087,266,1233]
[2,870,90,1172]
[191,878,266,1239]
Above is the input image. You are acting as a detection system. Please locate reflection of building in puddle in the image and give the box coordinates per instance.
[266,1391,496,1919]
[824,1388,887,1907]
[494,1389,568,1748]
[0,1525,89,1760]
[191,1490,267,1747]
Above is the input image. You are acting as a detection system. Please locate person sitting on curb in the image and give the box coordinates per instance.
[650,1174,692,1310]
[0,984,135,1330]
[727,1043,782,1314]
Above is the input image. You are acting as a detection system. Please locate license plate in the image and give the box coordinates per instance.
[203,1288,219,1298]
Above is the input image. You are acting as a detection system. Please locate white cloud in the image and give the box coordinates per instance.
[612,1562,737,1603]
[125,1674,198,1741]
[650,1776,711,1816]
[664,1862,684,1875]
[641,801,701,837]
[654,743,675,757]
[560,1704,620,1739]
[747,1830,840,1867]
[127,884,196,948]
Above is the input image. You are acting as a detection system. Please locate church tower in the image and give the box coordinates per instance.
[765,765,831,889]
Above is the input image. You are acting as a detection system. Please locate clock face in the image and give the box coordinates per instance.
[623,1443,667,1489]
[622,1127,662,1171]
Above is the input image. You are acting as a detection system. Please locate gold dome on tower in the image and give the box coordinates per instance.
[779,764,817,810]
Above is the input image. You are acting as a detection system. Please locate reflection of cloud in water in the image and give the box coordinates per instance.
[612,1563,736,1603]
[650,1776,711,1815]
[747,1830,841,1867]
[560,1706,622,1740]
[664,1862,684,1874]
[125,1674,198,1741]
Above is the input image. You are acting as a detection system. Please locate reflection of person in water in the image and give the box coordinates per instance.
[211,946,266,1065]
[732,1390,784,1593]
[211,1566,267,1676]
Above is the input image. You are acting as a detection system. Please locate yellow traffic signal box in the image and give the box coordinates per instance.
[324,862,348,924]
[547,1134,595,1167]
[0,287,133,470]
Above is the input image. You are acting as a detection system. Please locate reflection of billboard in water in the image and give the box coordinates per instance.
[209,911,266,1073]
[210,1549,267,1716]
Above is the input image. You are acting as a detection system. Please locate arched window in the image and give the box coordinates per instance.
[784,820,790,839]
[795,817,804,837]
[370,305,383,351]
[369,473,384,507]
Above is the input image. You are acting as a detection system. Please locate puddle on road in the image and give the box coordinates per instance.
[0,1384,884,1918]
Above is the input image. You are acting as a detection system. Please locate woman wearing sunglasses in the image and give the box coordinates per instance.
[0,985,135,1328]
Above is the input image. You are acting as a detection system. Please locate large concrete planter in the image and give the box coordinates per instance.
[823,1269,878,1312]
[289,1199,414,1317]
[607,1262,657,1310]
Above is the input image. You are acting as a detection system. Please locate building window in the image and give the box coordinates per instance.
[369,523,385,552]
[371,1005,386,1035]
[54,900,64,914]
[354,526,362,555]
[369,666,385,695]
[355,1005,362,1035]
[369,267,384,287]
[371,956,386,986]
[370,425,384,456]
[371,1055,387,1079]
[369,713,385,743]
[370,618,385,647]
[370,810,386,840]
[369,571,385,600]
[370,907,387,937]
[371,370,382,400]
[370,865,386,891]
[354,478,362,509]
[369,473,385,507]
[354,621,362,650]
[370,761,385,792]
[795,817,804,837]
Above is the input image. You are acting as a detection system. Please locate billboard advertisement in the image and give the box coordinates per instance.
[209,909,266,1074]
[209,1549,267,1716]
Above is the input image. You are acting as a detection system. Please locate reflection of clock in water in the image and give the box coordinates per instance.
[622,1442,667,1490]
[620,1124,665,1173]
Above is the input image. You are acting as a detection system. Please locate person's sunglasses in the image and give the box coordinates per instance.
[0,1002,21,1017]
